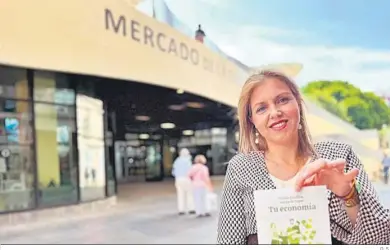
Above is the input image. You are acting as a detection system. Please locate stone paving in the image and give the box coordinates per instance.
[375,183,390,208]
[0,182,388,244]
[0,191,218,244]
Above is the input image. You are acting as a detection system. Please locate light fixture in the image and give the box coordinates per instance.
[168,104,186,111]
[160,122,176,129]
[152,135,162,140]
[186,102,204,109]
[135,115,151,121]
[125,133,138,140]
[182,130,194,136]
[139,134,150,140]
[176,89,184,94]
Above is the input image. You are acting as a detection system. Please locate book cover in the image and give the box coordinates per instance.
[254,185,332,245]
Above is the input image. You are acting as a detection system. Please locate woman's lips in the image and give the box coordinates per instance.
[269,120,288,131]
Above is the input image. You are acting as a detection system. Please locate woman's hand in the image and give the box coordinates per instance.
[207,179,214,192]
[295,158,359,197]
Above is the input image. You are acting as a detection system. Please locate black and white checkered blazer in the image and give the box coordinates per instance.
[216,140,390,245]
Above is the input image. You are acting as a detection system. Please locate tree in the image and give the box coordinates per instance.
[362,92,390,128]
[342,96,374,129]
[302,80,390,130]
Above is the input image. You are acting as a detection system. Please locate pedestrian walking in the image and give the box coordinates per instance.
[382,152,390,184]
[172,148,195,215]
[188,154,213,218]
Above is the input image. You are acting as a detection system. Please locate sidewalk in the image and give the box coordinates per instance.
[0,187,220,244]
[375,183,390,208]
[0,179,388,244]
[115,176,225,211]
[0,176,226,244]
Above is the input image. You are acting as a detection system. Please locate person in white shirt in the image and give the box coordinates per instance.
[172,148,195,215]
[382,153,390,184]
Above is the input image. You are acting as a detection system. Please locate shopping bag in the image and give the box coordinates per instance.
[206,191,218,212]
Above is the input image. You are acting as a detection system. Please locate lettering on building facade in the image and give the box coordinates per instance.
[104,8,235,80]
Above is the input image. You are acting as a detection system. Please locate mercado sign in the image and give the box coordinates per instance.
[0,0,246,107]
[104,8,240,82]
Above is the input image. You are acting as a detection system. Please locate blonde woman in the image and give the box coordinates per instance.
[188,154,213,218]
[216,70,389,244]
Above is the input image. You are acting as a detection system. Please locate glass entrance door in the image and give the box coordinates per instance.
[114,138,163,182]
[144,141,162,181]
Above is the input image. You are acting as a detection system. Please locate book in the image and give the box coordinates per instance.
[253,185,332,245]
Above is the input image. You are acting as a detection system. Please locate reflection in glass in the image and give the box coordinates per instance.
[0,100,35,212]
[106,131,116,197]
[0,66,29,100]
[34,71,78,207]
[145,143,162,181]
[34,102,78,207]
[33,71,75,105]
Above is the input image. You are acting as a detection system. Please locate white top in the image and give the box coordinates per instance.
[268,158,311,188]
[269,173,298,188]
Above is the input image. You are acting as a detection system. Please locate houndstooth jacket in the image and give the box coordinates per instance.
[216,140,390,245]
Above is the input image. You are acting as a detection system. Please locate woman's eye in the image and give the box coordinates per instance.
[278,97,290,104]
[256,106,266,113]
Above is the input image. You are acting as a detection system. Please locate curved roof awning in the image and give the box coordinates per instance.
[249,63,303,77]
[0,0,301,109]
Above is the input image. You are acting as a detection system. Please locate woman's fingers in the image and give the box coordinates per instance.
[345,168,359,181]
[295,159,347,192]
[302,174,315,186]
[295,159,327,191]
[328,160,358,182]
[294,157,359,195]
[325,159,346,171]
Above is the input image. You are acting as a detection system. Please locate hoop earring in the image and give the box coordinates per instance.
[255,131,259,144]
[298,123,302,130]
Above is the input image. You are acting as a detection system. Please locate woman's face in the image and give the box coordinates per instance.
[249,77,300,146]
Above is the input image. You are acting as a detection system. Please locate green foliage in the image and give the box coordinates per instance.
[304,90,350,122]
[302,80,390,130]
[270,219,323,245]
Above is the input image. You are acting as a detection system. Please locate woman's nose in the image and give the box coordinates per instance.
[269,106,281,118]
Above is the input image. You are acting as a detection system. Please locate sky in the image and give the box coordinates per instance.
[138,0,390,93]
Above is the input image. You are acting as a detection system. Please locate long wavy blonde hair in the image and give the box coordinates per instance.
[237,70,316,157]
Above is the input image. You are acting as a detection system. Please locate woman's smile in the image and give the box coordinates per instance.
[268,119,288,131]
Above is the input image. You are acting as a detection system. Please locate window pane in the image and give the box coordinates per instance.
[106,131,116,197]
[0,66,29,100]
[77,94,106,201]
[34,102,78,207]
[0,100,35,212]
[34,71,75,105]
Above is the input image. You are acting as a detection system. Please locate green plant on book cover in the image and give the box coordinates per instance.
[270,218,323,244]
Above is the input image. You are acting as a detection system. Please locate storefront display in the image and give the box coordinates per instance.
[34,71,78,207]
[76,94,106,201]
[0,66,114,214]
